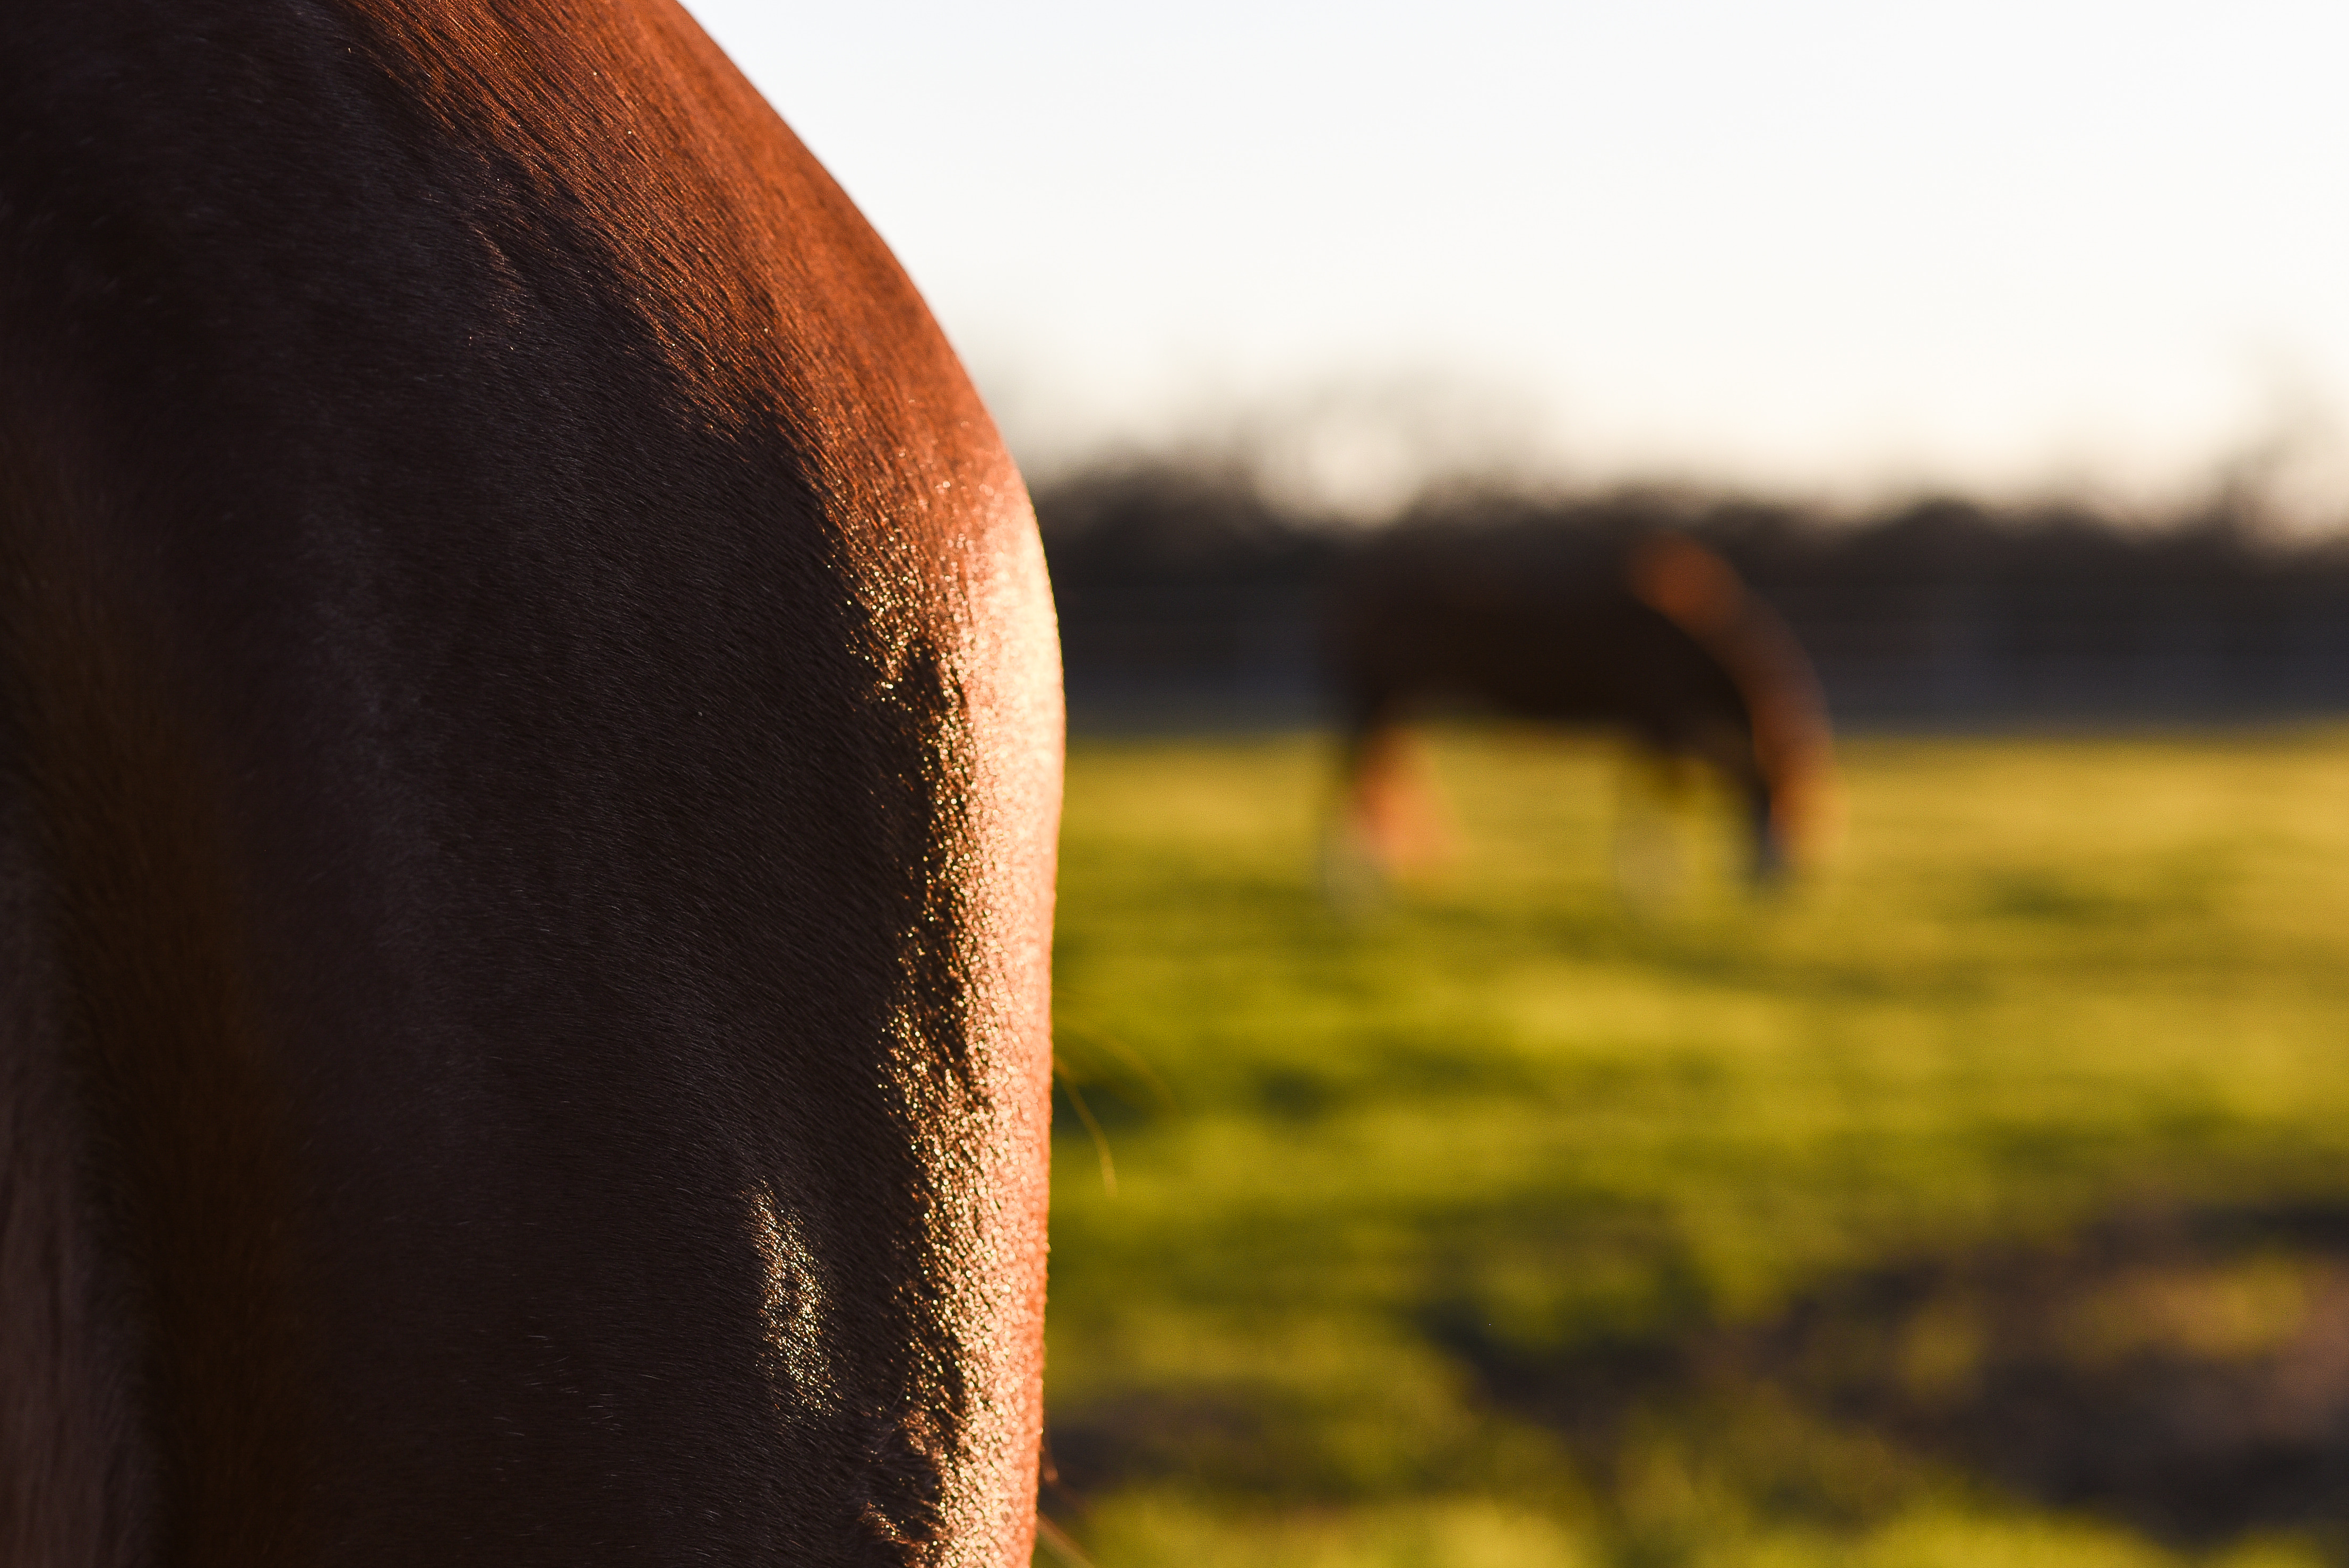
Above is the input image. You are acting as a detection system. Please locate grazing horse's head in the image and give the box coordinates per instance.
[1628,534,1837,882]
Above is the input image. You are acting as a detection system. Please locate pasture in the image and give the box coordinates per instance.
[1038,727,2349,1567]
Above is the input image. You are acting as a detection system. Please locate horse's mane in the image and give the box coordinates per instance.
[1626,535,1837,861]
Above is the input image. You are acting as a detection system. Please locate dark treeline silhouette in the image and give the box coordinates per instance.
[1037,460,2349,733]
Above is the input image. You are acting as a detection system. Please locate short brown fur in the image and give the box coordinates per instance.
[0,3,1061,1563]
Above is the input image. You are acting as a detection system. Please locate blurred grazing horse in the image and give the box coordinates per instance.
[1326,524,1832,886]
[0,2,1060,1563]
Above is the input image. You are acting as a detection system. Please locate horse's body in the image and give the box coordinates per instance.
[0,3,1060,1563]
[1326,522,1829,881]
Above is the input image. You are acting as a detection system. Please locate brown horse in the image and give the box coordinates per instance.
[0,3,1059,1563]
[1326,521,1832,885]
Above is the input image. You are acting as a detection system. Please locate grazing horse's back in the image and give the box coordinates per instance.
[0,3,1061,1563]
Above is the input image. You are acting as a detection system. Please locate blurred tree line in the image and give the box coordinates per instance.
[1036,460,2349,733]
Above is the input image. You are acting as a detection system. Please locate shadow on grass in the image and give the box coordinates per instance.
[1041,1204,2349,1554]
[1444,1202,2349,1546]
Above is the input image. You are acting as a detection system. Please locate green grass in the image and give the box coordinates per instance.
[1037,727,2349,1567]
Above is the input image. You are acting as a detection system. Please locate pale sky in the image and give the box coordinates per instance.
[685,1,2349,517]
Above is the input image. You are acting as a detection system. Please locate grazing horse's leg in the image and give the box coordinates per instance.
[1662,721,1786,888]
[1341,723,1444,873]
[0,3,1059,1564]
[1322,711,1393,908]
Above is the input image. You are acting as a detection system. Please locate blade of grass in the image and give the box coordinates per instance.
[1034,1513,1096,1568]
[1057,1017,1178,1112]
[1054,1067,1117,1196]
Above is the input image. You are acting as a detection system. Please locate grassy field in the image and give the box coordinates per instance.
[1036,727,2349,1568]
